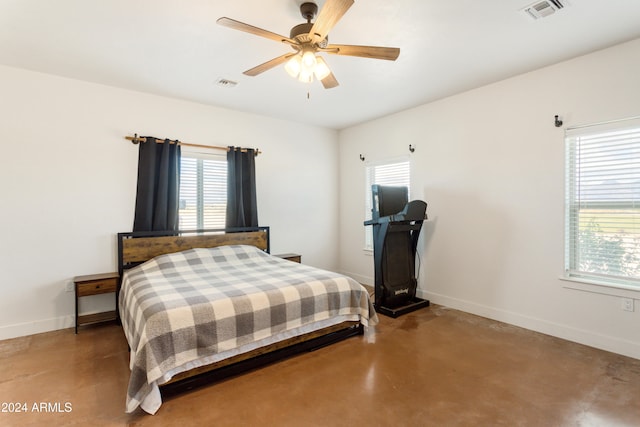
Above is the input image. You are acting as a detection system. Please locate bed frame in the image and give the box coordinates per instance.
[116,227,363,397]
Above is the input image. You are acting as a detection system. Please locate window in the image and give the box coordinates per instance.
[564,117,640,289]
[364,159,410,250]
[179,150,227,230]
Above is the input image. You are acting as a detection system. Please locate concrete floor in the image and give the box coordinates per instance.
[0,305,638,426]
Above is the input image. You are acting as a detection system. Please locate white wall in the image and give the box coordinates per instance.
[338,38,640,359]
[3,38,639,359]
[0,65,338,340]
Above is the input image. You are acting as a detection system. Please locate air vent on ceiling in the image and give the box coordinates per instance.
[521,0,567,20]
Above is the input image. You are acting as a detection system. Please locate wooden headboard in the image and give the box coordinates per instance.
[117,227,270,277]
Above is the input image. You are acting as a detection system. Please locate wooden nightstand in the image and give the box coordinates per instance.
[275,253,301,263]
[74,272,119,334]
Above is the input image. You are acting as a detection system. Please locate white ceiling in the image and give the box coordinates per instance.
[2,0,640,130]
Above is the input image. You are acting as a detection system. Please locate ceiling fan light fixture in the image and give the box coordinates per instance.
[313,56,331,80]
[285,52,330,83]
[298,67,314,83]
[285,55,302,78]
[301,49,317,68]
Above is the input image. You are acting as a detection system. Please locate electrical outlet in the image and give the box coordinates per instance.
[621,298,634,312]
[65,281,74,293]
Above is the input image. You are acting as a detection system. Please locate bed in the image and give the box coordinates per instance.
[117,227,378,414]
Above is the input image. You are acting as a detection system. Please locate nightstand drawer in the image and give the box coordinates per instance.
[76,277,118,296]
[274,253,301,263]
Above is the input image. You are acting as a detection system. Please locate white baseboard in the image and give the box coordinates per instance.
[0,315,74,341]
[418,289,640,361]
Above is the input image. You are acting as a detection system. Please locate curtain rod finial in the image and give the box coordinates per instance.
[127,133,142,144]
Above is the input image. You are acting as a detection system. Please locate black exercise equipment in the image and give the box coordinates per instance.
[364,185,430,317]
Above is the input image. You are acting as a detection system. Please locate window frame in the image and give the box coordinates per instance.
[563,116,640,295]
[178,147,227,231]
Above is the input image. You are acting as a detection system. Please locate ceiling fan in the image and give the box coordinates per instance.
[217,0,400,89]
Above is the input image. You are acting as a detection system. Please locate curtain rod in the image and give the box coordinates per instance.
[124,134,261,156]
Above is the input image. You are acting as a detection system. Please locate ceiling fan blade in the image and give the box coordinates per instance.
[321,44,400,61]
[217,17,295,45]
[321,72,339,89]
[309,0,354,44]
[243,53,296,76]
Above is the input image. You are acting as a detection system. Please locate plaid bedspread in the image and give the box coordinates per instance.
[119,244,378,414]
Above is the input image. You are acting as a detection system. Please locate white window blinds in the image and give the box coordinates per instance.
[564,117,640,288]
[364,159,410,250]
[179,151,227,230]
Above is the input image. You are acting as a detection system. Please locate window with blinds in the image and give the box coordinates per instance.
[364,159,410,250]
[179,151,227,230]
[564,117,640,288]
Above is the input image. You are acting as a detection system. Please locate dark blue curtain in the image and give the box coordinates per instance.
[226,147,258,228]
[133,138,181,232]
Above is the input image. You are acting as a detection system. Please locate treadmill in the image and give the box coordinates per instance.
[364,184,430,317]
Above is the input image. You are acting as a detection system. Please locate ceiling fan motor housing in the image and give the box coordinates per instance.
[290,22,329,47]
[290,22,314,40]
